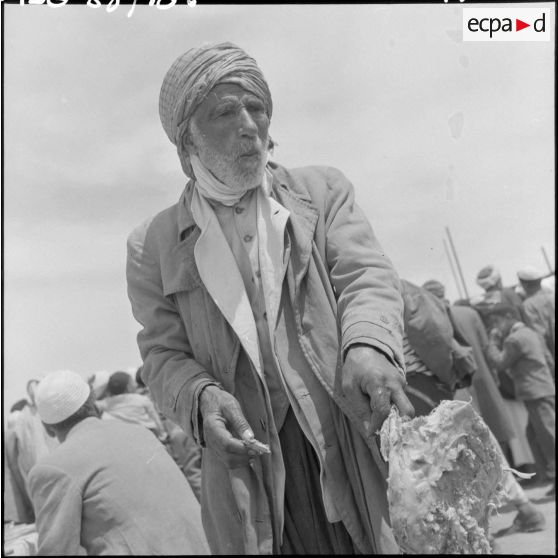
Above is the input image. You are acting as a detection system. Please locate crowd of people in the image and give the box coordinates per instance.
[4,263,554,554]
[3,41,555,555]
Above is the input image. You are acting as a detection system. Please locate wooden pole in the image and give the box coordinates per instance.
[541,246,553,274]
[445,226,470,300]
[443,238,464,299]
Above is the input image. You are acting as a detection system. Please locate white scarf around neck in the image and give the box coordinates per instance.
[191,153,264,207]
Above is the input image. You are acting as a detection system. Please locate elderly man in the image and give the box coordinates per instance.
[28,370,209,555]
[127,42,413,554]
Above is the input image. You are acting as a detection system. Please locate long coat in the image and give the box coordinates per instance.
[127,163,405,554]
[28,418,209,555]
[449,305,515,443]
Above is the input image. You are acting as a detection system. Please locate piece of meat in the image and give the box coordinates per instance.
[380,400,505,554]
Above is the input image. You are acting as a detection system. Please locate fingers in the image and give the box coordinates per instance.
[347,388,374,438]
[204,414,255,469]
[201,393,263,469]
[368,386,392,435]
[391,385,415,419]
[221,397,255,441]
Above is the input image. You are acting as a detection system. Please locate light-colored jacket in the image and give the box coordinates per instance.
[522,289,555,362]
[127,163,405,554]
[28,418,209,556]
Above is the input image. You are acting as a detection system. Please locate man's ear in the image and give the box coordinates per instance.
[181,130,197,156]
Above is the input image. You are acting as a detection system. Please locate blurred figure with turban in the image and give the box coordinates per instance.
[28,371,208,555]
[472,265,524,325]
[127,42,413,554]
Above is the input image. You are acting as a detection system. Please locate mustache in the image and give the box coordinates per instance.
[233,138,266,159]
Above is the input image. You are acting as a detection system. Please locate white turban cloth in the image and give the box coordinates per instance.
[159,42,273,177]
[476,265,502,291]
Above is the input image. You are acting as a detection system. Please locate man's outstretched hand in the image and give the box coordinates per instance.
[199,385,261,469]
[342,344,414,439]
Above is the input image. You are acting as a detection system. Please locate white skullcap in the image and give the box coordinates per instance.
[36,370,91,424]
[517,266,545,281]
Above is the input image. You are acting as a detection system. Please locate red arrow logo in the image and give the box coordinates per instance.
[516,19,530,31]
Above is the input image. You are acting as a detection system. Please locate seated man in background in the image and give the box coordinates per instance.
[96,370,167,441]
[28,370,209,556]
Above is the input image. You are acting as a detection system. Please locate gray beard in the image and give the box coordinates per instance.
[190,124,267,191]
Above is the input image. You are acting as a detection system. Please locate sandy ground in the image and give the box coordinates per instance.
[490,483,556,555]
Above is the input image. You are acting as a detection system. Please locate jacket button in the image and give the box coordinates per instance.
[244,234,253,242]
[235,206,245,214]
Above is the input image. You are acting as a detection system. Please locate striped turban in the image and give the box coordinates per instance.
[159,42,273,177]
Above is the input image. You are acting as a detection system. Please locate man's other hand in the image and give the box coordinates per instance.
[199,385,258,469]
[342,345,414,439]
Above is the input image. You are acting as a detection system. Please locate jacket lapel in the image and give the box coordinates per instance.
[163,182,263,376]
[161,184,202,296]
[191,189,263,376]
[270,170,319,296]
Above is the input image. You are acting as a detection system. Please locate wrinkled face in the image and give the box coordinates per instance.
[186,83,270,190]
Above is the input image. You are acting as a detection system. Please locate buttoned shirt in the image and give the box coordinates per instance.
[210,189,291,430]
[202,183,342,525]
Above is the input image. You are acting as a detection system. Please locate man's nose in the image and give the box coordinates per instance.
[238,108,258,136]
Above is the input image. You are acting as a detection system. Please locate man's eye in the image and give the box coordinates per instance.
[247,102,265,113]
[218,108,235,117]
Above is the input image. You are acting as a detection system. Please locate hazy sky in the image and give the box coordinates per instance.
[2,3,555,411]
